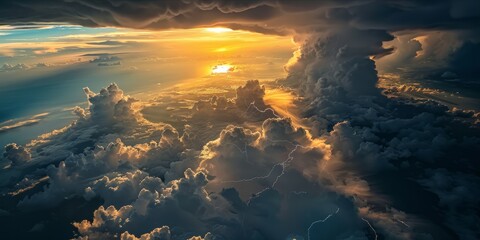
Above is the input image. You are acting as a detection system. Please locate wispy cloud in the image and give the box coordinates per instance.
[0,112,49,133]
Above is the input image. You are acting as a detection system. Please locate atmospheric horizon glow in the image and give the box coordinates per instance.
[211,64,234,74]
[0,1,479,240]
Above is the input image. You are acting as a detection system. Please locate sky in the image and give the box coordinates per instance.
[0,1,479,240]
[0,25,294,146]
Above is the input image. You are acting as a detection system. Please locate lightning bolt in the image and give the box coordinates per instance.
[395,218,410,228]
[222,139,308,188]
[240,96,390,240]
[238,100,345,239]
[307,207,340,240]
[361,218,378,240]
[226,142,251,165]
[223,101,309,187]
[245,100,281,118]
[272,143,304,187]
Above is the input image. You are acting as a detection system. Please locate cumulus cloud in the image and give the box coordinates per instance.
[2,143,31,166]
[73,168,215,239]
[235,80,266,109]
[0,62,52,72]
[0,81,392,239]
[1,83,175,196]
[98,61,121,67]
[121,226,171,240]
[274,6,480,239]
[89,54,122,67]
[1,77,478,239]
[0,63,29,72]
[190,80,275,123]
[1,0,480,239]
[16,128,187,209]
[89,55,122,63]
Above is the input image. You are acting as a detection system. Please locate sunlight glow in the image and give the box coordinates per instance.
[205,27,233,33]
[215,47,228,52]
[211,64,233,74]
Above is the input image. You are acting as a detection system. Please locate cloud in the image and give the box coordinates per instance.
[0,63,29,72]
[385,84,443,95]
[98,62,121,67]
[2,143,31,166]
[447,41,480,80]
[121,226,171,240]
[89,54,122,67]
[0,82,377,239]
[0,112,49,134]
[0,1,478,85]
[1,1,480,238]
[73,168,214,239]
[1,83,169,191]
[16,128,186,209]
[2,78,478,239]
[0,1,478,34]
[190,80,276,123]
[419,169,480,239]
[0,62,52,72]
[89,55,121,63]
[235,80,267,110]
[277,10,480,239]
[376,31,480,82]
[88,40,125,46]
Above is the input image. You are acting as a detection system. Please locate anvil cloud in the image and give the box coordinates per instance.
[0,1,479,240]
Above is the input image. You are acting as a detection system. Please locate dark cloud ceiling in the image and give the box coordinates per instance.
[0,0,478,34]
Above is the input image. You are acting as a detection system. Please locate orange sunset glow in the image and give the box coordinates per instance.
[211,64,233,74]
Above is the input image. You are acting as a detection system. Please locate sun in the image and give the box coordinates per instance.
[211,64,234,74]
[205,27,233,33]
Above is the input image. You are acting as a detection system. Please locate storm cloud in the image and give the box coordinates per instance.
[1,1,480,239]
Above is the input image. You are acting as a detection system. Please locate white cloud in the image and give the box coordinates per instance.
[2,79,479,239]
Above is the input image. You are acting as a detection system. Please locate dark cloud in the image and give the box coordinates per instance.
[447,41,480,80]
[0,1,478,33]
[3,143,31,166]
[1,1,478,83]
[1,78,478,239]
[88,54,122,67]
[89,55,121,63]
[1,1,480,239]
[285,28,480,236]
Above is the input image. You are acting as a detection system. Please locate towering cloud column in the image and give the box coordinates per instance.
[287,28,394,100]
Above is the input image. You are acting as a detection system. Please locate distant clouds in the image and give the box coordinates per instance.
[2,143,31,166]
[86,54,122,67]
[89,55,121,64]
[376,31,480,82]
[0,63,29,72]
[0,112,49,133]
[0,62,53,72]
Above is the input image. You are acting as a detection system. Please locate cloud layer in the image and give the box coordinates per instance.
[1,1,480,239]
[1,78,477,239]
